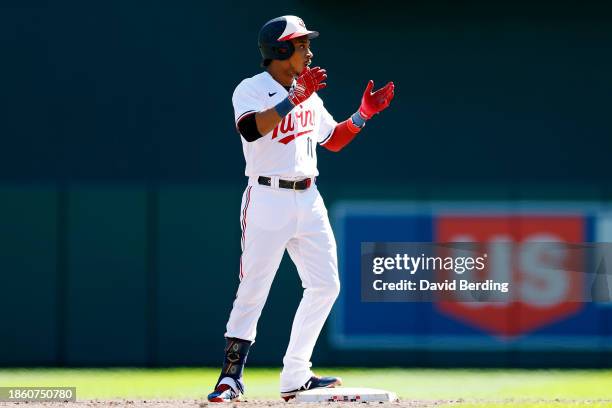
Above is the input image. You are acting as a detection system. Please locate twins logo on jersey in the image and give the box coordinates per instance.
[271,107,316,145]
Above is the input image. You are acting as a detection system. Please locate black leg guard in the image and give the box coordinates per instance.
[216,337,252,394]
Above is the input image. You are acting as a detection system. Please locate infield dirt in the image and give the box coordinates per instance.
[0,400,455,407]
[5,399,612,407]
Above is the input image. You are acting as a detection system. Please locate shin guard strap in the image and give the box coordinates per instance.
[218,337,252,392]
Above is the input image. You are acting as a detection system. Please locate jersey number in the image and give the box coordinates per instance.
[307,137,313,158]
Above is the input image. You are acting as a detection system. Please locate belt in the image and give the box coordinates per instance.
[258,176,313,190]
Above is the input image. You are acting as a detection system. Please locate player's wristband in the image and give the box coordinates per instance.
[274,97,295,118]
[350,111,367,128]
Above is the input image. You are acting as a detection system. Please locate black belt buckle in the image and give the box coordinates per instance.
[290,178,312,190]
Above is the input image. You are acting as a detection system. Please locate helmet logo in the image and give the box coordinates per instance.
[297,18,306,28]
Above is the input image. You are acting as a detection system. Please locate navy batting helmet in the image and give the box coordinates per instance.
[258,15,319,61]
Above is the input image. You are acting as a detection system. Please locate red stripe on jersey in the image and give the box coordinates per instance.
[278,129,313,145]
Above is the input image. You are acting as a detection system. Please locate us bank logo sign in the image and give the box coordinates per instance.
[330,202,612,351]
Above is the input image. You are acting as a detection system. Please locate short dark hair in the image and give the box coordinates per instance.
[261,59,272,67]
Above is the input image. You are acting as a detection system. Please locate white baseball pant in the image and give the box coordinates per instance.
[224,177,340,392]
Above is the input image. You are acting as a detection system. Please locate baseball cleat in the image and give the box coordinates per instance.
[280,375,343,401]
[207,384,241,403]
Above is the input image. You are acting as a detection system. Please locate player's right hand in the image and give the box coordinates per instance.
[288,66,327,106]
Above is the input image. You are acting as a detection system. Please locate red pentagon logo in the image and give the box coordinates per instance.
[435,215,584,338]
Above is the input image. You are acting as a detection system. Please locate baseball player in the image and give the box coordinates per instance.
[207,15,394,402]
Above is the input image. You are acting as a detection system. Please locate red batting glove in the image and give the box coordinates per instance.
[358,80,395,119]
[288,66,327,106]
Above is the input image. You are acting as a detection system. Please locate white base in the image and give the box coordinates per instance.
[294,387,398,403]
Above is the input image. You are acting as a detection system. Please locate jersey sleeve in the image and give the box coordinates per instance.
[232,80,265,125]
[315,94,338,145]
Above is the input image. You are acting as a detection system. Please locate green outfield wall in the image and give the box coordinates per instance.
[1,184,611,367]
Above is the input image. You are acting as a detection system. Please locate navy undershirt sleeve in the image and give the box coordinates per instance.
[237,113,263,142]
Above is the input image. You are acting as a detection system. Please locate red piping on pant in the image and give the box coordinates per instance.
[239,186,253,280]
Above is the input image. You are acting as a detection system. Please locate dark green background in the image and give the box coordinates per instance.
[1,1,611,367]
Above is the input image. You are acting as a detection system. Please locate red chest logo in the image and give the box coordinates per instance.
[272,107,315,144]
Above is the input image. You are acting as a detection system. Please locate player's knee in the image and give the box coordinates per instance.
[305,277,340,299]
[324,277,341,299]
[332,280,341,299]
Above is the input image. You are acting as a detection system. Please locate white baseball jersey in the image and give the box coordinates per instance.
[232,71,337,178]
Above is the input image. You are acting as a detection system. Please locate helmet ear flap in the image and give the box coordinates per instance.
[274,40,294,60]
[260,40,294,61]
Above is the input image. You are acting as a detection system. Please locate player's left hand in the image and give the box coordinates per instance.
[358,80,395,120]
